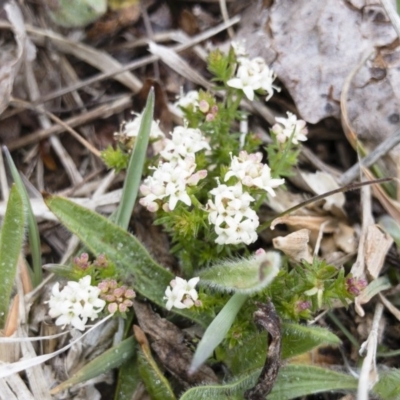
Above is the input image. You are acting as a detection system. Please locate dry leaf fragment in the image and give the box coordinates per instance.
[244,300,281,400]
[0,2,35,115]
[270,215,337,233]
[333,223,357,254]
[299,171,345,212]
[273,229,313,263]
[364,224,393,279]
[133,301,218,387]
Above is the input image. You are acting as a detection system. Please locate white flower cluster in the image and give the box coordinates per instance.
[140,126,209,212]
[227,48,279,102]
[116,112,165,141]
[207,182,259,245]
[48,276,105,331]
[225,151,285,197]
[164,276,201,311]
[271,112,308,144]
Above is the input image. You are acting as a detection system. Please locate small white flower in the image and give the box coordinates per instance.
[227,57,279,102]
[47,276,106,331]
[271,112,308,144]
[251,164,285,197]
[173,90,199,116]
[121,113,165,140]
[224,151,284,197]
[163,277,200,311]
[231,40,247,57]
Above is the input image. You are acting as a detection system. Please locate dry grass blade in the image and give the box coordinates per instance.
[24,24,141,92]
[7,95,132,150]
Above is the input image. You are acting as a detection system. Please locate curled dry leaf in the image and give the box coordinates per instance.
[273,229,313,263]
[270,215,337,233]
[244,300,281,400]
[298,171,345,213]
[365,224,393,279]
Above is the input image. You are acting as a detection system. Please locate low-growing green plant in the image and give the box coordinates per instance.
[3,42,391,400]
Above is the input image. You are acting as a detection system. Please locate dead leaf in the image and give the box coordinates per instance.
[270,215,337,233]
[237,1,400,171]
[273,229,313,263]
[365,224,393,279]
[298,171,345,213]
[0,2,35,115]
[333,223,357,254]
[133,300,218,387]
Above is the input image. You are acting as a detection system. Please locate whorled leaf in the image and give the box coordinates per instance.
[0,185,25,328]
[198,251,281,294]
[44,195,211,326]
[50,337,136,394]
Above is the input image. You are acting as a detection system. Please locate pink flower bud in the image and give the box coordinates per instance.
[125,289,136,299]
[206,113,215,122]
[199,100,210,113]
[140,184,151,196]
[108,303,118,314]
[123,299,133,307]
[113,287,125,298]
[119,303,128,313]
[106,295,116,302]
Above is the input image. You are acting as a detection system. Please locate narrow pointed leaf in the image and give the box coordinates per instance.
[180,364,357,400]
[51,337,136,394]
[267,364,358,399]
[44,195,211,326]
[190,293,248,373]
[4,147,42,286]
[198,251,280,294]
[134,325,176,400]
[0,185,25,328]
[281,322,341,359]
[114,89,154,229]
[114,354,142,400]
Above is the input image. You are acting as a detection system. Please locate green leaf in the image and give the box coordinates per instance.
[51,337,136,395]
[180,368,259,400]
[372,369,400,399]
[198,251,281,294]
[180,364,358,400]
[281,322,341,359]
[114,89,154,230]
[190,293,248,373]
[379,215,400,249]
[4,147,42,286]
[135,326,176,400]
[114,353,142,400]
[46,0,107,28]
[44,195,211,326]
[267,364,358,399]
[221,323,341,376]
[221,332,267,375]
[0,185,25,328]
